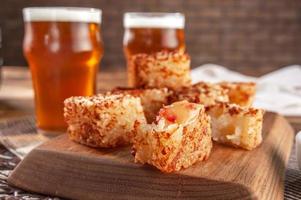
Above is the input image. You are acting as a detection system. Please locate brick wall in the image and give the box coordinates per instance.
[1,0,301,75]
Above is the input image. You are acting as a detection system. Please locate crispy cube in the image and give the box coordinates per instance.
[64,94,146,148]
[129,50,191,90]
[172,81,229,106]
[219,82,256,107]
[206,102,264,150]
[132,101,212,173]
[111,87,173,123]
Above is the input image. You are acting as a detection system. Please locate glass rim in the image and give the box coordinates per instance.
[123,12,185,29]
[124,12,184,17]
[23,7,102,24]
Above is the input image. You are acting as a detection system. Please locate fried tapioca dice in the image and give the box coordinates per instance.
[111,87,173,123]
[206,102,264,150]
[132,100,212,173]
[172,81,229,106]
[129,50,191,90]
[219,82,256,107]
[64,94,146,148]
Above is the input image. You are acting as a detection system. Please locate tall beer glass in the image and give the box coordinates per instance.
[123,12,185,86]
[23,7,103,134]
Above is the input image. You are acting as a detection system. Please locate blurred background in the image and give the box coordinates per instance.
[1,0,301,75]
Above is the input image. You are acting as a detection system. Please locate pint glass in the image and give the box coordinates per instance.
[123,12,185,86]
[23,7,103,134]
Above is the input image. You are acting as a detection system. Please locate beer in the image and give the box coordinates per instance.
[23,7,103,134]
[123,13,185,86]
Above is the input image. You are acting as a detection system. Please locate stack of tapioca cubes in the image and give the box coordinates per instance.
[64,50,264,173]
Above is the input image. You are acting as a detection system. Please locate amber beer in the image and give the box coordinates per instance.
[123,13,185,86]
[23,7,103,134]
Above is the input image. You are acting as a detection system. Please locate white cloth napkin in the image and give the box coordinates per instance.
[191,64,301,116]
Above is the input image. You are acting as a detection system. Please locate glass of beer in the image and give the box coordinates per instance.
[23,7,103,135]
[123,12,185,86]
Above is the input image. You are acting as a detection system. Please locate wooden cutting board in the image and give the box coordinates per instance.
[8,112,294,200]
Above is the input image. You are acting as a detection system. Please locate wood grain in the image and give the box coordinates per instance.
[7,112,294,200]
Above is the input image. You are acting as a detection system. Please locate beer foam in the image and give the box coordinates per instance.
[124,13,185,29]
[23,7,102,24]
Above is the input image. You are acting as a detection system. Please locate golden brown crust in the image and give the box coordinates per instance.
[64,94,146,148]
[171,81,256,107]
[172,82,229,106]
[206,102,264,150]
[132,101,212,173]
[129,50,191,90]
[111,87,173,123]
[218,82,256,107]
